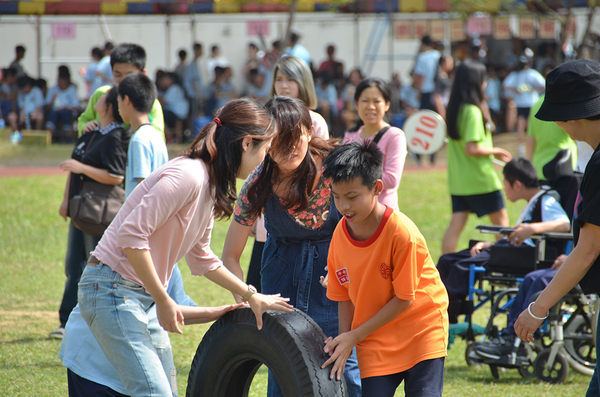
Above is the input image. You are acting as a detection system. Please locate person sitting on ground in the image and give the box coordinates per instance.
[77,43,164,138]
[45,66,80,142]
[117,73,169,198]
[0,67,18,128]
[437,157,571,323]
[322,140,448,397]
[7,75,44,131]
[157,72,189,143]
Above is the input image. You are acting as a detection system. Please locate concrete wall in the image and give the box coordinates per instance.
[0,13,423,99]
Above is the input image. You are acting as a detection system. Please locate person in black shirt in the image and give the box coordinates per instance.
[514,60,600,396]
[49,86,130,339]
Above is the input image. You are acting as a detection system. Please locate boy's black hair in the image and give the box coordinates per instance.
[193,42,202,52]
[104,42,114,52]
[117,72,156,113]
[91,46,103,59]
[503,157,539,188]
[323,140,383,188]
[3,67,17,78]
[17,75,32,88]
[178,49,187,60]
[211,45,219,54]
[15,45,25,55]
[110,43,146,71]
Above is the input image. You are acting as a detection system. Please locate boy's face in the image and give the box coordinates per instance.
[21,84,32,94]
[331,177,382,226]
[112,63,143,84]
[117,94,131,124]
[502,178,520,203]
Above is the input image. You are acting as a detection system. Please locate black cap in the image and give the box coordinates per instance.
[536,59,600,122]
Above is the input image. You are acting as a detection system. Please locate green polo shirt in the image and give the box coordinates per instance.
[447,104,503,196]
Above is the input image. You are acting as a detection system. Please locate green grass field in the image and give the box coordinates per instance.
[0,140,593,396]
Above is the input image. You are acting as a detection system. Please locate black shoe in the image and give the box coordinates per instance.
[473,335,517,360]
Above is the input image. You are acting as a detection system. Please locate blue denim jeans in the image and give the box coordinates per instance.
[78,263,174,397]
[59,222,100,327]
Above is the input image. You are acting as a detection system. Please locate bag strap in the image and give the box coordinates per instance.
[372,126,391,144]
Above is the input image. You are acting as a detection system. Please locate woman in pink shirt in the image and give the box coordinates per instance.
[343,78,407,211]
[77,98,293,397]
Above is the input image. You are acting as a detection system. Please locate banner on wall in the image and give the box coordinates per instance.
[247,20,269,36]
[395,20,411,39]
[450,19,466,41]
[493,17,511,40]
[52,23,76,39]
[413,20,428,39]
[519,16,536,39]
[430,19,445,40]
[538,18,556,39]
[466,16,492,36]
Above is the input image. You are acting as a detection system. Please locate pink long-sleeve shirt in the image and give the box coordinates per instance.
[90,156,222,290]
[343,126,407,211]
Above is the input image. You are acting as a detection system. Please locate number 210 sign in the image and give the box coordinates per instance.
[402,110,446,155]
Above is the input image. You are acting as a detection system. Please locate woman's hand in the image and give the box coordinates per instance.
[59,198,69,221]
[493,148,512,163]
[247,293,293,330]
[322,332,358,380]
[155,295,185,334]
[514,302,546,343]
[60,159,85,175]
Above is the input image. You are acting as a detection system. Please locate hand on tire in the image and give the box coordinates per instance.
[156,295,185,334]
[248,293,293,330]
[322,332,357,381]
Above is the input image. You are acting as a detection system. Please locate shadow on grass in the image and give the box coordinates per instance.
[0,336,56,345]
[445,364,541,385]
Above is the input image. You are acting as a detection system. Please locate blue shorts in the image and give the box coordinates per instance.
[67,369,128,397]
[361,357,445,397]
[451,190,504,217]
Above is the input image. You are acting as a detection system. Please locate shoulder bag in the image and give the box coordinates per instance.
[69,131,126,237]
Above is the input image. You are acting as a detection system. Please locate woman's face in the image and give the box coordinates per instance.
[274,70,300,99]
[239,138,272,180]
[356,86,390,126]
[271,127,311,175]
[93,93,109,118]
[349,71,362,86]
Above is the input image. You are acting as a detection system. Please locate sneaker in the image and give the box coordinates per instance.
[49,326,65,339]
[473,335,516,360]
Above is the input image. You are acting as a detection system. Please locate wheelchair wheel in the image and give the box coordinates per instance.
[465,342,483,367]
[534,349,569,384]
[563,315,596,376]
[517,342,541,379]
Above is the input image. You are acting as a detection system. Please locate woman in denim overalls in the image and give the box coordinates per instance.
[223,97,361,397]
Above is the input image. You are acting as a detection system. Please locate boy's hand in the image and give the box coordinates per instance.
[322,332,357,381]
[493,148,512,163]
[551,254,568,270]
[470,241,493,256]
[508,224,533,246]
[319,273,329,288]
[83,120,100,133]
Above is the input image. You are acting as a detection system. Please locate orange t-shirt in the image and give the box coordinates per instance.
[327,207,449,378]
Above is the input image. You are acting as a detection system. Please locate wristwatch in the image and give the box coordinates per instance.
[241,284,257,303]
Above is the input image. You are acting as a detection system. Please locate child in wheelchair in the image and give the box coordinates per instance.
[437,157,571,325]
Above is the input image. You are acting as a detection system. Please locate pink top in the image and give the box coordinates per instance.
[343,126,407,211]
[310,110,329,140]
[90,156,222,290]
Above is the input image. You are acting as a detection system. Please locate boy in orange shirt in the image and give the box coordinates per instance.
[322,141,448,397]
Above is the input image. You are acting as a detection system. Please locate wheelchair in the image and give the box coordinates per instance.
[456,225,598,384]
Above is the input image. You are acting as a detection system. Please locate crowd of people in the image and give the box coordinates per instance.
[4,29,600,397]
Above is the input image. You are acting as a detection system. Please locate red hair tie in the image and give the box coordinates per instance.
[213,118,222,127]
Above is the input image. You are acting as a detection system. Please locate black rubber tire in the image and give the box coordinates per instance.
[534,349,570,384]
[186,307,347,397]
